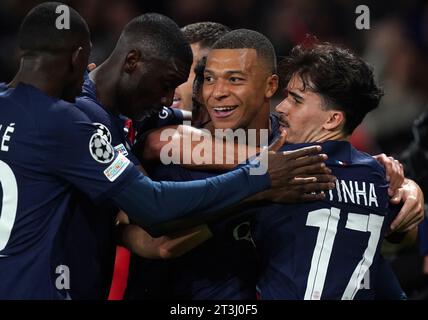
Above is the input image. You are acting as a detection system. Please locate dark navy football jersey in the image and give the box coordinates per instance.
[62,75,140,300]
[126,114,281,300]
[63,75,187,299]
[126,165,259,300]
[76,75,141,165]
[0,83,140,299]
[137,105,186,138]
[253,141,392,300]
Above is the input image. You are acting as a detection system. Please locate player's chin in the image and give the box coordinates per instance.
[209,111,241,129]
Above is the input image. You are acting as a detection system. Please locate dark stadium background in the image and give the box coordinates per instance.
[0,0,427,299]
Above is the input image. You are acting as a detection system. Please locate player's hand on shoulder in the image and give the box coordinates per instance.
[260,174,336,203]
[266,145,331,188]
[389,178,424,232]
[373,153,404,196]
[259,145,336,203]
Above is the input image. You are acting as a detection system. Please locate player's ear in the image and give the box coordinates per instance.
[265,74,278,99]
[323,110,345,131]
[71,46,86,72]
[123,49,142,74]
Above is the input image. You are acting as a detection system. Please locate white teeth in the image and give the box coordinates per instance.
[214,106,237,111]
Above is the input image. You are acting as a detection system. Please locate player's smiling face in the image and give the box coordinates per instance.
[202,48,276,130]
[275,74,331,143]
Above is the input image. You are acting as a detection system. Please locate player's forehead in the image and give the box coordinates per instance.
[286,73,320,99]
[287,74,307,92]
[152,57,190,83]
[205,48,260,74]
[285,75,328,114]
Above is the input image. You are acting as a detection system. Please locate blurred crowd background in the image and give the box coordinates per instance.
[0,0,427,299]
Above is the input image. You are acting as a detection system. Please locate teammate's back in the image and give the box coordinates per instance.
[254,141,391,299]
[0,84,85,298]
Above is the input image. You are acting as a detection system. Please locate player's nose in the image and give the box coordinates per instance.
[212,79,229,100]
[275,99,289,115]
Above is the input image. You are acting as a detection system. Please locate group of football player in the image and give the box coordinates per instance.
[0,2,425,300]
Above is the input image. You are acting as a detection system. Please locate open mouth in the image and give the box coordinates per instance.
[212,105,238,118]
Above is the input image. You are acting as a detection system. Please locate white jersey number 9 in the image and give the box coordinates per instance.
[0,160,18,253]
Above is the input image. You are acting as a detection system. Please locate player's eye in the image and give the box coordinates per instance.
[293,97,302,104]
[204,75,214,83]
[229,76,244,83]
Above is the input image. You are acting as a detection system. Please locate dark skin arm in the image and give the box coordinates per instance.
[118,220,212,259]
[122,127,337,257]
[119,143,336,258]
[139,124,258,170]
[125,152,423,258]
[120,170,336,260]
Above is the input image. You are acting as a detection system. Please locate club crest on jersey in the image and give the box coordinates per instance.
[93,122,112,143]
[89,132,115,164]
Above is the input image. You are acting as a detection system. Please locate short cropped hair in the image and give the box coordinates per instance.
[119,13,192,66]
[18,2,90,53]
[280,42,384,135]
[211,29,277,74]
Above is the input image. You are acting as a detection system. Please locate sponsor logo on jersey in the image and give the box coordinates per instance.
[103,153,130,182]
[158,107,169,119]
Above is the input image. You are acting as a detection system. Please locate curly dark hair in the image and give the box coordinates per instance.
[181,22,231,49]
[280,42,384,135]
